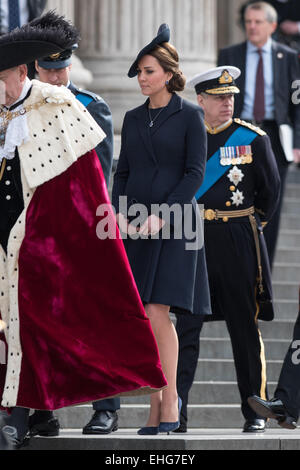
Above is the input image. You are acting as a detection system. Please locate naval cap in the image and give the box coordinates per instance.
[187,66,241,95]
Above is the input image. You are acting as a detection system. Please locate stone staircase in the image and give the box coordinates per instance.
[27,164,300,450]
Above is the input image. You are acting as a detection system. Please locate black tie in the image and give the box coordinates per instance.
[253,49,265,123]
[9,0,20,31]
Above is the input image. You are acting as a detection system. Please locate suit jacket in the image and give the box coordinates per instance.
[27,0,47,20]
[218,40,300,148]
[68,82,113,186]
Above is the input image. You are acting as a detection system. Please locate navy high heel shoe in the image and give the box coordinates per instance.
[158,397,182,434]
[137,426,159,435]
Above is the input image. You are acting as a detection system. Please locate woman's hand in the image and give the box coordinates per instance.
[139,214,166,237]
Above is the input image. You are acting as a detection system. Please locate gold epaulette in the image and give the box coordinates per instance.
[234,118,266,136]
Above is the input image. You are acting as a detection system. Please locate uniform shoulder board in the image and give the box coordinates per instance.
[234,118,266,136]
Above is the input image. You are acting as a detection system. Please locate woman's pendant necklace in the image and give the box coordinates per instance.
[148,106,166,128]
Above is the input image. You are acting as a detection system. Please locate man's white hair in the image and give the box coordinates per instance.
[245,1,278,24]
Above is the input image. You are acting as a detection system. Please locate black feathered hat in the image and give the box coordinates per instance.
[128,23,170,78]
[0,11,80,72]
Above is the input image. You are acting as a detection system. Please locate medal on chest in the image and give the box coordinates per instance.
[220,145,253,166]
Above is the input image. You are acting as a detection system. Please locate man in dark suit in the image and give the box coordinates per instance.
[0,0,47,78]
[30,41,117,437]
[218,1,300,267]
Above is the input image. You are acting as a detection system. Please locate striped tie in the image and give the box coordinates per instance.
[9,0,21,31]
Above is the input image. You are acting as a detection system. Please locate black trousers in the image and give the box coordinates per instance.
[275,309,300,420]
[92,398,120,412]
[175,222,269,424]
[176,314,268,423]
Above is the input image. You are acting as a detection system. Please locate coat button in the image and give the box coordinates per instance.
[6,166,11,171]
[223,217,229,222]
[230,186,235,191]
[5,180,10,185]
[226,201,231,207]
[6,195,11,200]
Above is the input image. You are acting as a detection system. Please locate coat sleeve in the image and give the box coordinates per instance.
[252,134,281,223]
[166,107,207,207]
[87,98,114,186]
[112,113,129,214]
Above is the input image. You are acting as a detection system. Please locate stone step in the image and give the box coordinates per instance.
[272,282,299,300]
[118,382,278,405]
[274,299,298,319]
[279,214,300,231]
[26,428,300,451]
[272,263,300,282]
[194,359,283,382]
[200,319,294,340]
[274,246,300,263]
[277,229,300,247]
[282,199,300,216]
[52,404,295,431]
[287,166,300,184]
[285,184,300,199]
[198,338,290,360]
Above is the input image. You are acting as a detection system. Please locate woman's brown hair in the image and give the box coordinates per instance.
[149,42,186,93]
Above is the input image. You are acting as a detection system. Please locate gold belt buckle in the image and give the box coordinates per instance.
[205,209,217,221]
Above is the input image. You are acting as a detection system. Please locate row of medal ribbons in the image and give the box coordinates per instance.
[220,145,253,166]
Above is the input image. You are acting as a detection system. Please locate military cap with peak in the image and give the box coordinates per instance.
[128,23,170,78]
[0,11,80,72]
[187,66,241,95]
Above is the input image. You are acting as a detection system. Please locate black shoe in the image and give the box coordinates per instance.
[243,418,265,433]
[248,395,297,430]
[172,422,187,433]
[172,411,187,433]
[28,415,60,437]
[82,411,118,435]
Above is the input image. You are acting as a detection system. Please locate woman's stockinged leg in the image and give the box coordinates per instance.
[145,303,179,425]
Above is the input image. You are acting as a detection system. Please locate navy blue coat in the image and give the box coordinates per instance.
[112,93,211,316]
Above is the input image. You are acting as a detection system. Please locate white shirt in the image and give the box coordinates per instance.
[0,0,29,33]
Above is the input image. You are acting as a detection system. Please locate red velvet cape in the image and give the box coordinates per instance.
[0,150,166,410]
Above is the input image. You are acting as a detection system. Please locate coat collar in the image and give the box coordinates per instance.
[134,93,183,164]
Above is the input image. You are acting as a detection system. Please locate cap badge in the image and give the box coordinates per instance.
[219,70,233,85]
[50,52,61,59]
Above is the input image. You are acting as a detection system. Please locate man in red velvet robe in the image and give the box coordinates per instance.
[0,12,166,449]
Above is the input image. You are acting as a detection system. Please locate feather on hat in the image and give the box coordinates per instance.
[0,11,80,72]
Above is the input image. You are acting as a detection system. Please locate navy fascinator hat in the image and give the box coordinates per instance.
[127,23,170,78]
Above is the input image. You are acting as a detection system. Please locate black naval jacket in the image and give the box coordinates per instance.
[199,119,281,321]
[68,82,113,186]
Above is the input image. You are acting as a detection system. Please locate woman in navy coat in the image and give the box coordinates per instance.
[112,24,210,434]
